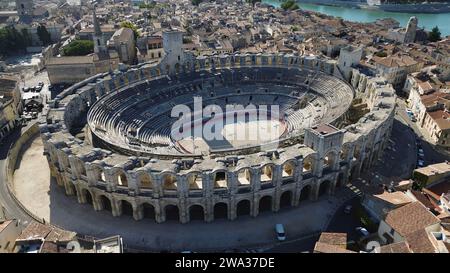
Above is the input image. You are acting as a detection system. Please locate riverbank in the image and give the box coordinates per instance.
[263,0,450,35]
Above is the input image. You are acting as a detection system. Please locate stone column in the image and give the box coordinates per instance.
[111,198,121,217]
[133,202,143,221]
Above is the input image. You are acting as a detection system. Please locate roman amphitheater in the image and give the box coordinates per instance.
[38,31,396,224]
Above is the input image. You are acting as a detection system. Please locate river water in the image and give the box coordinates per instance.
[263,0,450,36]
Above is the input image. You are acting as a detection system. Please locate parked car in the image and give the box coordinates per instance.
[355,227,369,237]
[344,205,352,214]
[23,87,30,92]
[275,224,286,241]
[417,160,425,167]
[34,85,42,92]
[38,81,44,87]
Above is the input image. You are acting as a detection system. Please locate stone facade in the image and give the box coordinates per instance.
[39,52,396,224]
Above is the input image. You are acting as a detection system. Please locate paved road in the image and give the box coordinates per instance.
[0,127,34,228]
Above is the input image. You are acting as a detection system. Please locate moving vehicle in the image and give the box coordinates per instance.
[275,224,286,241]
[417,160,425,167]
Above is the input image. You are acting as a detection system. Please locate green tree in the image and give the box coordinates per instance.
[120,21,140,40]
[0,26,28,55]
[191,0,202,6]
[281,0,299,11]
[428,26,441,42]
[37,25,52,46]
[63,39,94,56]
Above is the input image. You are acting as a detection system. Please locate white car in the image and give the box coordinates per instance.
[417,160,425,167]
[275,224,286,241]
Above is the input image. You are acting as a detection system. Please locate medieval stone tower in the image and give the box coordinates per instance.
[404,16,418,44]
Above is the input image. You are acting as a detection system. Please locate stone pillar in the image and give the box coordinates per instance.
[229,196,237,220]
[133,202,143,221]
[76,184,85,204]
[252,168,261,192]
[111,198,121,217]
[311,181,320,201]
[252,194,260,217]
[154,201,163,223]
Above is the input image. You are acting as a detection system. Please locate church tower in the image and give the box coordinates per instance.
[404,16,418,44]
[93,8,107,55]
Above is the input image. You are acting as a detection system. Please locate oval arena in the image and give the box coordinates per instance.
[39,35,396,223]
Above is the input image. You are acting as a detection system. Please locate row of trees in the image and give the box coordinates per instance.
[0,24,53,56]
[63,39,94,56]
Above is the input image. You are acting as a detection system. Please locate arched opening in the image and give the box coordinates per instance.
[162,173,177,190]
[143,203,155,220]
[121,200,133,216]
[260,165,273,183]
[95,167,106,182]
[214,202,228,219]
[340,147,349,161]
[237,169,251,186]
[353,146,361,159]
[189,205,205,221]
[164,204,179,221]
[259,195,272,213]
[67,182,76,196]
[319,180,332,197]
[283,161,295,178]
[361,158,370,173]
[117,171,128,187]
[188,173,203,190]
[83,189,93,205]
[236,199,251,217]
[100,195,112,212]
[323,151,336,169]
[299,185,311,202]
[79,164,87,177]
[139,173,153,189]
[280,191,293,208]
[303,156,314,173]
[214,171,227,189]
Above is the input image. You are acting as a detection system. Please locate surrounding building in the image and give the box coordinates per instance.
[0,75,22,142]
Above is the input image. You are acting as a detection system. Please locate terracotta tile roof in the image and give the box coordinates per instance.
[16,221,52,241]
[313,242,356,253]
[385,202,441,237]
[318,232,347,246]
[427,110,450,130]
[405,229,438,253]
[373,54,417,68]
[378,241,412,253]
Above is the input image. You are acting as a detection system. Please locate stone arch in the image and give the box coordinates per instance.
[259,195,273,213]
[93,165,106,182]
[99,195,112,212]
[280,190,293,208]
[137,172,153,189]
[237,168,251,187]
[319,180,332,197]
[282,160,295,178]
[121,199,134,216]
[187,172,203,190]
[117,170,128,187]
[189,204,205,221]
[299,185,311,202]
[162,173,178,191]
[213,171,227,189]
[323,150,338,170]
[142,203,156,220]
[236,199,251,217]
[302,155,315,174]
[82,188,93,205]
[260,164,274,184]
[164,204,180,221]
[214,202,228,219]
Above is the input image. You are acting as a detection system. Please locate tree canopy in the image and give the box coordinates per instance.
[37,25,52,46]
[191,0,202,6]
[63,39,94,56]
[428,26,441,42]
[0,26,30,55]
[120,21,140,39]
[281,0,300,11]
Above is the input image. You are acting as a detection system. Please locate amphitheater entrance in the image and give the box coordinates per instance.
[299,185,311,203]
[319,180,332,197]
[214,203,228,219]
[100,195,112,212]
[279,191,293,208]
[143,203,155,220]
[121,200,133,217]
[189,205,205,221]
[259,195,272,213]
[165,205,180,222]
[83,189,93,205]
[236,199,251,217]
